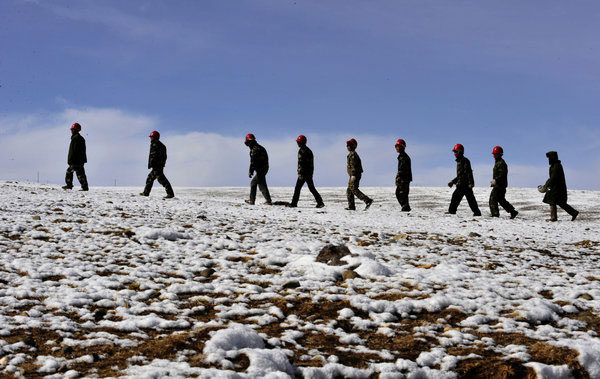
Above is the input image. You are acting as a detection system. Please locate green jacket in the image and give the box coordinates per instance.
[396,152,412,185]
[249,143,269,175]
[451,155,474,187]
[347,151,363,177]
[492,158,508,188]
[148,140,167,169]
[68,133,87,166]
[298,145,314,178]
[543,160,568,205]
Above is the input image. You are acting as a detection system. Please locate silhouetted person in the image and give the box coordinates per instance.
[447,144,481,216]
[539,151,578,221]
[140,131,174,198]
[62,122,88,191]
[289,135,324,208]
[244,134,272,205]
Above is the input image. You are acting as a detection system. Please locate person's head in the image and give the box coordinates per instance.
[346,138,357,151]
[395,138,406,153]
[245,133,256,147]
[149,130,160,141]
[70,122,81,134]
[296,134,307,147]
[546,151,558,164]
[452,143,464,158]
[492,145,503,160]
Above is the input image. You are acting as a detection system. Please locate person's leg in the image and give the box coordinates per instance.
[558,202,579,221]
[64,166,74,189]
[248,175,258,203]
[448,187,465,214]
[290,178,305,206]
[156,169,174,197]
[305,177,324,206]
[257,172,272,203]
[489,187,500,217]
[351,176,370,204]
[346,177,356,209]
[465,187,481,216]
[398,182,410,211]
[497,188,515,214]
[549,204,558,221]
[143,169,158,195]
[74,165,88,191]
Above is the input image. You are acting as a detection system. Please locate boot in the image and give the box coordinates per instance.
[315,203,325,208]
[547,205,557,222]
[245,199,255,205]
[62,185,73,190]
[510,210,519,219]
[364,198,373,210]
[164,184,175,199]
[571,210,579,221]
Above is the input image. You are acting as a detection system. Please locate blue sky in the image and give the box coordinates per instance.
[1,0,599,188]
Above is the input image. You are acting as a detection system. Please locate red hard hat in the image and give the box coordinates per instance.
[70,122,81,131]
[492,146,503,155]
[296,134,307,144]
[395,138,406,147]
[452,143,464,152]
[149,131,160,139]
[346,138,357,147]
[245,133,256,142]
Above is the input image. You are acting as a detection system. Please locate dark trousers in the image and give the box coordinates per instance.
[347,175,370,208]
[395,182,411,211]
[449,185,481,215]
[291,177,323,206]
[65,165,88,190]
[554,202,578,217]
[489,187,515,216]
[250,171,271,203]
[144,168,174,196]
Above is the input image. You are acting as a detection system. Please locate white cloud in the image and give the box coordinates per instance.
[1,107,598,190]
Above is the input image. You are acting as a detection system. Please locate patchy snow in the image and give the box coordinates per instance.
[1,181,599,377]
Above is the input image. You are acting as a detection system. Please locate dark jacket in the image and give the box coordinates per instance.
[347,151,363,177]
[451,155,474,187]
[68,133,87,166]
[249,143,269,175]
[148,140,167,169]
[298,145,314,178]
[543,160,568,205]
[396,152,412,185]
[492,157,508,188]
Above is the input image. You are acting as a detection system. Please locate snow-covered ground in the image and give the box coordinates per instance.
[0,181,599,378]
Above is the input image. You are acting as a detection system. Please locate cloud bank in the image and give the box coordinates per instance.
[1,107,597,190]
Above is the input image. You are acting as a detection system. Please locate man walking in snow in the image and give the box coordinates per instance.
[447,144,481,216]
[346,138,373,210]
[539,151,578,221]
[395,139,412,212]
[140,131,175,198]
[489,146,518,219]
[245,134,272,205]
[289,135,324,208]
[62,122,89,191]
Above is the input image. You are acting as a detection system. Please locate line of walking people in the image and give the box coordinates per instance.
[61,123,579,221]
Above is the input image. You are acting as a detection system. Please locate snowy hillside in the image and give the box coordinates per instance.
[1,181,599,378]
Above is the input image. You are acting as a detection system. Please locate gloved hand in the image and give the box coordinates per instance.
[248,172,253,178]
[491,179,496,187]
[468,184,474,189]
[537,185,548,193]
[447,181,453,188]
